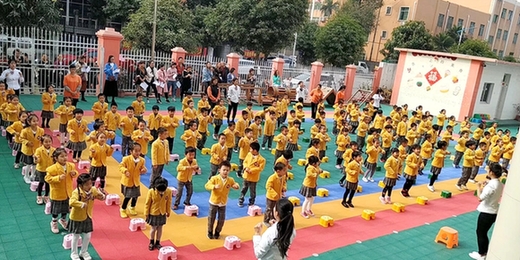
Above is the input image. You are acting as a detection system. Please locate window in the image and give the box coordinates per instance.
[385,6,392,15]
[497,29,502,40]
[509,52,514,56]
[513,33,518,44]
[446,16,454,29]
[498,50,504,58]
[479,24,485,36]
[398,7,410,21]
[480,83,494,103]
[457,19,464,27]
[488,36,494,44]
[493,14,499,23]
[503,30,508,41]
[381,30,387,39]
[493,49,498,54]
[437,14,445,27]
[508,10,513,20]
[518,14,520,25]
[501,8,507,19]
[469,22,476,35]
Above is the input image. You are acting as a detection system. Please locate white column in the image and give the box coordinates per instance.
[486,131,520,259]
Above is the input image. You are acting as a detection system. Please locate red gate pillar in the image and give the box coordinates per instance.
[344,65,357,101]
[96,27,123,95]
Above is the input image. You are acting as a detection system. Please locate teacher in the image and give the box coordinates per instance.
[253,198,296,260]
[334,85,347,105]
[309,84,323,119]
[469,163,504,260]
[0,60,24,96]
[206,77,221,110]
[103,55,119,104]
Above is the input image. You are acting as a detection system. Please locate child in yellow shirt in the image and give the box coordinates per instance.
[182,91,193,111]
[174,147,199,209]
[148,105,162,141]
[212,99,227,138]
[401,144,422,197]
[238,142,266,207]
[161,106,179,153]
[209,134,228,178]
[41,84,57,128]
[315,125,331,159]
[362,139,384,182]
[250,116,263,143]
[120,106,138,156]
[54,97,75,146]
[182,100,197,130]
[456,140,476,190]
[234,110,249,152]
[205,161,239,239]
[286,120,301,151]
[261,111,276,150]
[131,93,146,122]
[419,134,433,175]
[335,127,350,168]
[427,140,450,191]
[341,151,363,208]
[131,120,154,156]
[223,122,237,161]
[67,109,90,162]
[300,155,321,217]
[34,134,55,204]
[273,126,289,161]
[180,120,202,150]
[381,148,400,204]
[144,177,172,250]
[196,108,212,150]
[197,94,210,115]
[288,110,297,128]
[92,94,108,122]
[150,128,170,187]
[356,116,370,151]
[295,105,305,123]
[236,128,254,178]
[104,103,121,145]
[453,130,470,168]
[264,162,288,224]
[6,111,28,168]
[89,131,114,193]
[469,142,487,183]
[501,136,516,169]
[119,143,147,218]
[380,125,393,162]
[19,114,45,183]
[339,141,358,186]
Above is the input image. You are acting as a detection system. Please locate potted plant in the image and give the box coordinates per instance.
[513,103,520,121]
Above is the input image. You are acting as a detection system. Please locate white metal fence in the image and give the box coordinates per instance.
[0,27,100,95]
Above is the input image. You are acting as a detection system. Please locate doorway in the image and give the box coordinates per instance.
[494,73,510,119]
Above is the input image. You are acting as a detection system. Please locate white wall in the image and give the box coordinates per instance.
[379,62,397,90]
[395,52,471,117]
[473,62,520,120]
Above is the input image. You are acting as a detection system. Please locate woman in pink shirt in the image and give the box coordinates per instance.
[157,64,169,103]
[166,63,178,102]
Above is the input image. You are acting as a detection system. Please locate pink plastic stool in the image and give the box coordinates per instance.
[224,236,241,250]
[78,160,90,169]
[111,144,122,151]
[184,205,199,216]
[52,130,60,137]
[105,194,120,206]
[94,178,101,188]
[129,218,146,232]
[169,154,179,162]
[168,187,178,197]
[44,202,51,215]
[1,129,6,137]
[62,233,82,249]
[30,181,39,192]
[157,246,177,260]
[12,150,16,156]
[247,205,262,216]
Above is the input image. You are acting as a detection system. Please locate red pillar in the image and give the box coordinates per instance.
[171,47,187,64]
[344,65,357,101]
[271,58,285,83]
[226,53,240,78]
[96,27,123,95]
[309,61,324,93]
[372,66,383,93]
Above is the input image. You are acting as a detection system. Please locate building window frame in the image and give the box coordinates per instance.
[478,24,485,36]
[381,30,387,39]
[493,14,499,23]
[497,29,502,40]
[488,36,495,44]
[501,8,507,19]
[513,33,518,44]
[480,83,494,104]
[446,16,454,29]
[469,22,476,35]
[457,18,464,27]
[385,6,392,15]
[503,30,508,41]
[438,14,445,27]
[398,6,410,21]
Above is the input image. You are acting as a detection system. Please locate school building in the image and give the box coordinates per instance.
[389,48,520,121]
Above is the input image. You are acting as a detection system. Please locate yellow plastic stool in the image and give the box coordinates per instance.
[319,216,334,227]
[321,156,329,163]
[271,149,276,155]
[288,196,300,206]
[319,171,330,179]
[287,172,294,180]
[435,226,459,249]
[297,159,307,166]
[201,148,211,155]
[317,188,329,197]
[230,163,239,171]
[356,185,363,193]
[392,203,405,213]
[298,145,302,151]
[416,196,429,205]
[361,209,376,220]
[378,180,385,188]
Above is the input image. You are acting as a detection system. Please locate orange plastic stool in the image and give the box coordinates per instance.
[434,226,459,249]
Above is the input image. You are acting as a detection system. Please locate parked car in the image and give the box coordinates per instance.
[356,61,370,74]
[289,73,336,89]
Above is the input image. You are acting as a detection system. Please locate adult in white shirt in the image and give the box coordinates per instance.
[372,89,384,108]
[145,61,160,104]
[253,198,296,260]
[226,78,241,122]
[0,60,24,96]
[469,163,505,260]
[295,81,307,102]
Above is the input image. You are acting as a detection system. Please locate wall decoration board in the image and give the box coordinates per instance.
[396,52,471,116]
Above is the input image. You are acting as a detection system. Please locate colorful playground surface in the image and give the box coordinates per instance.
[1,95,514,260]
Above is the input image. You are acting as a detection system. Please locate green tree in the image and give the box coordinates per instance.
[432,32,456,52]
[381,21,434,61]
[315,14,366,67]
[0,0,60,30]
[338,0,383,35]
[204,0,308,55]
[320,0,340,18]
[104,0,141,25]
[296,21,319,65]
[503,55,517,62]
[90,0,107,28]
[122,0,200,53]
[450,39,497,58]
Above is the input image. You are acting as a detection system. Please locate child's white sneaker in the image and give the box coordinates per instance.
[362,177,368,183]
[58,218,68,230]
[468,251,486,260]
[427,185,435,192]
[379,196,386,204]
[456,185,463,191]
[468,179,476,183]
[50,221,59,234]
[36,196,43,205]
[70,252,81,260]
[335,165,341,169]
[369,178,375,183]
[462,185,468,190]
[80,251,92,260]
[385,196,392,204]
[14,163,20,169]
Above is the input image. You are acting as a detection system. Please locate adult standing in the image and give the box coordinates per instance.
[53,54,67,89]
[272,70,281,87]
[180,66,193,100]
[37,54,51,91]
[157,63,168,103]
[309,84,323,119]
[226,78,240,122]
[207,77,221,110]
[166,62,178,101]
[103,55,119,104]
[220,62,229,84]
[295,81,308,102]
[134,61,147,94]
[145,61,160,104]
[334,85,347,105]
[253,198,296,260]
[372,88,384,114]
[0,60,24,96]
[227,68,236,83]
[246,68,256,85]
[202,62,212,89]
[176,57,185,78]
[77,56,90,102]
[63,64,81,106]
[469,163,504,260]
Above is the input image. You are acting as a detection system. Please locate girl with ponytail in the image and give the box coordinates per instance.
[253,198,296,259]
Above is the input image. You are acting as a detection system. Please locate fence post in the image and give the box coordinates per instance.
[171,47,187,63]
[96,28,123,95]
[271,58,285,84]
[226,53,240,79]
[344,65,357,101]
[309,61,324,93]
[372,66,382,92]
